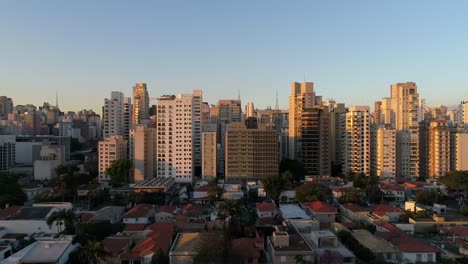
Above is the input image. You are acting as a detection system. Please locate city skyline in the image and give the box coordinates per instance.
[2,1,468,111]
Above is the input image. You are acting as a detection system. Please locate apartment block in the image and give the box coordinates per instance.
[130,126,156,182]
[98,135,128,183]
[429,120,450,178]
[344,106,370,176]
[456,133,468,170]
[371,125,396,178]
[201,130,217,180]
[0,135,15,171]
[133,83,149,125]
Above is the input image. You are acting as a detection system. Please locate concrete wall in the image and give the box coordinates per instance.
[0,220,60,234]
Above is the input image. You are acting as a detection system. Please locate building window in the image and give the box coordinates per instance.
[280,256,287,263]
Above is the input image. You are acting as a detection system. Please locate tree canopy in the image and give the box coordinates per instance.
[295,183,332,203]
[262,173,287,205]
[0,173,26,208]
[279,159,306,183]
[105,159,132,187]
[339,190,366,206]
[414,190,446,206]
[438,171,468,198]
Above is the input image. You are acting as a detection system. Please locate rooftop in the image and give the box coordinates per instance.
[123,203,154,219]
[379,182,404,191]
[0,206,22,220]
[302,201,336,213]
[102,235,131,256]
[371,204,403,214]
[157,205,177,214]
[342,203,368,213]
[279,204,311,220]
[2,240,73,264]
[256,202,276,213]
[9,206,54,220]
[124,224,146,232]
[170,232,224,255]
[352,229,398,253]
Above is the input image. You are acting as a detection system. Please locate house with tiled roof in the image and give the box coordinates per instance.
[155,205,177,222]
[302,201,337,224]
[256,202,277,218]
[379,183,405,202]
[369,204,404,222]
[340,203,369,223]
[231,237,262,264]
[376,222,438,263]
[351,229,400,264]
[102,235,132,263]
[123,204,155,225]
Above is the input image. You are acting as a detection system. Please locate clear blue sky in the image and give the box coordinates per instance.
[1,1,468,112]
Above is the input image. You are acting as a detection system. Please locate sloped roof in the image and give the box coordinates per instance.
[0,206,22,220]
[124,204,154,219]
[102,235,131,256]
[256,202,276,212]
[343,203,367,213]
[303,201,336,213]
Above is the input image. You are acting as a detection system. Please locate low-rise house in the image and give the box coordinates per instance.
[222,184,244,200]
[352,229,400,264]
[377,222,438,264]
[121,222,175,264]
[310,230,355,264]
[102,235,132,263]
[266,228,314,264]
[155,205,177,222]
[302,201,337,224]
[380,183,405,202]
[279,190,296,203]
[279,204,312,220]
[339,203,369,223]
[123,204,155,225]
[191,185,216,205]
[331,187,353,200]
[1,238,77,264]
[409,213,468,233]
[0,246,12,262]
[231,237,262,264]
[88,206,125,224]
[0,206,61,234]
[438,226,468,241]
[169,232,225,264]
[369,204,404,222]
[256,202,277,218]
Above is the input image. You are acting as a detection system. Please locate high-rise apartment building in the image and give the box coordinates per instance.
[192,90,203,174]
[246,102,255,118]
[225,120,278,181]
[328,103,347,176]
[98,135,128,184]
[301,106,331,178]
[130,125,157,182]
[344,106,370,176]
[156,91,202,183]
[202,130,217,180]
[103,92,132,140]
[374,101,382,125]
[0,96,14,120]
[456,133,468,170]
[201,102,211,124]
[217,99,242,123]
[289,82,322,161]
[428,120,450,178]
[133,83,149,124]
[390,82,420,178]
[0,135,15,171]
[371,125,396,178]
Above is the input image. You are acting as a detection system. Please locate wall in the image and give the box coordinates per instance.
[0,220,59,234]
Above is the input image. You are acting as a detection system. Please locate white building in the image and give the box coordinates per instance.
[103,91,132,140]
[371,126,396,178]
[98,135,128,184]
[344,106,370,175]
[1,238,77,264]
[33,142,64,180]
[130,125,156,183]
[156,90,202,183]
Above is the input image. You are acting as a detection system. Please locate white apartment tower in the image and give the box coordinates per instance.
[390,82,420,178]
[129,125,157,182]
[289,82,322,161]
[246,102,255,118]
[156,90,202,183]
[344,106,370,176]
[98,135,128,183]
[103,92,131,140]
[133,83,150,125]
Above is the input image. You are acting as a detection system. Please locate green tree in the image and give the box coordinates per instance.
[279,159,306,183]
[414,190,441,206]
[193,233,226,264]
[105,159,132,187]
[438,171,468,199]
[295,183,332,203]
[55,164,79,176]
[337,230,384,264]
[263,173,287,206]
[459,206,468,216]
[339,190,366,206]
[75,221,125,241]
[218,200,245,235]
[0,173,27,207]
[47,209,77,234]
[78,241,107,264]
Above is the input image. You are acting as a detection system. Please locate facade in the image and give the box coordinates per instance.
[371,125,396,178]
[225,121,278,181]
[201,131,217,180]
[374,101,382,125]
[329,103,347,175]
[130,125,157,182]
[132,83,149,125]
[0,135,15,171]
[344,106,370,176]
[98,135,128,183]
[267,230,314,264]
[0,96,14,120]
[192,90,203,174]
[390,82,420,178]
[156,91,201,183]
[301,106,331,178]
[428,120,450,178]
[246,101,255,117]
[288,82,321,160]
[456,133,468,170]
[103,91,131,139]
[34,142,64,180]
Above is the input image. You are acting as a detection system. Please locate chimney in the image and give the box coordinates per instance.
[273,231,289,248]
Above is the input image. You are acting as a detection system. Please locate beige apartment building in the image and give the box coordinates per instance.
[429,120,450,178]
[456,133,468,170]
[201,130,217,180]
[132,83,149,125]
[371,125,396,178]
[344,106,370,176]
[130,125,156,182]
[289,82,322,161]
[98,135,128,184]
[225,120,278,181]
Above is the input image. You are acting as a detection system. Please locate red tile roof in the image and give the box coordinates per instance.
[0,206,22,220]
[102,235,131,256]
[376,222,438,253]
[231,238,261,260]
[256,202,277,212]
[379,183,404,191]
[124,224,146,232]
[371,204,403,214]
[439,226,468,237]
[79,212,95,223]
[343,203,367,213]
[303,201,336,213]
[124,204,154,219]
[157,205,176,214]
[183,204,203,217]
[195,184,216,192]
[131,222,175,256]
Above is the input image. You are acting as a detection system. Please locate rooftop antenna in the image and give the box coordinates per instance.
[237,89,240,101]
[275,90,279,110]
[55,91,59,108]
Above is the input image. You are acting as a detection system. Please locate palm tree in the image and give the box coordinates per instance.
[79,241,107,264]
[47,209,77,234]
[218,200,244,235]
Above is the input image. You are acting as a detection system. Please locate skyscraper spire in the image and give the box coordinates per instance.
[275,90,279,110]
[237,89,241,101]
[56,91,59,108]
